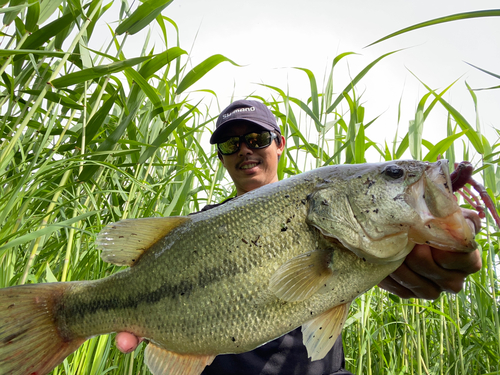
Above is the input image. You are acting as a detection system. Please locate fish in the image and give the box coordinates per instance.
[0,160,477,375]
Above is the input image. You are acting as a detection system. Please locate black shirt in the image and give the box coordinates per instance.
[192,199,353,375]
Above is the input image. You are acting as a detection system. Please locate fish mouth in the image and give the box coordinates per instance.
[406,160,477,252]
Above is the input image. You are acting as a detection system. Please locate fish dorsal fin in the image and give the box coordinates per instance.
[269,249,334,302]
[302,302,351,361]
[145,342,215,375]
[97,217,190,266]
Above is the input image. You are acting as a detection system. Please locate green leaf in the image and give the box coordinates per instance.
[423,131,467,162]
[343,92,358,163]
[21,90,84,109]
[2,71,13,98]
[24,0,39,31]
[116,0,173,35]
[0,2,29,15]
[0,211,98,256]
[0,49,67,57]
[139,47,187,79]
[78,84,146,181]
[324,52,358,110]
[294,67,319,119]
[38,0,63,24]
[45,262,58,282]
[383,141,392,161]
[76,90,119,147]
[2,0,26,25]
[422,139,434,151]
[354,123,366,164]
[86,0,112,41]
[53,7,76,51]
[138,105,196,164]
[395,133,409,159]
[408,109,424,160]
[367,9,500,47]
[326,50,400,114]
[287,96,323,132]
[445,113,456,168]
[482,136,497,195]
[421,83,484,154]
[124,68,162,109]
[51,56,152,88]
[176,54,240,95]
[18,12,75,52]
[466,62,500,81]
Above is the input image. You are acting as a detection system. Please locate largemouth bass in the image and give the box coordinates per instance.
[0,160,477,375]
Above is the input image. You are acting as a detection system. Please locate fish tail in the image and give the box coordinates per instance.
[0,283,86,375]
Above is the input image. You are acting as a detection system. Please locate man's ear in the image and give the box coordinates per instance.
[277,136,286,157]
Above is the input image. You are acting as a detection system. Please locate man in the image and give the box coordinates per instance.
[116,100,482,374]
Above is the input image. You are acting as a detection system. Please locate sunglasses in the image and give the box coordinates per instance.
[217,131,278,155]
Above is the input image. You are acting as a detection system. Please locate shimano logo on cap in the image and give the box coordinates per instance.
[222,106,256,119]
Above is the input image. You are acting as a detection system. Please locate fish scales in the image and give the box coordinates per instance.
[56,166,404,353]
[0,160,477,375]
[57,172,325,353]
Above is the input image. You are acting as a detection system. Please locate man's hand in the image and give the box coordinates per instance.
[379,209,482,300]
[378,245,482,299]
[115,332,142,353]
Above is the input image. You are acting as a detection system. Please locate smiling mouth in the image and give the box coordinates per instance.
[240,162,260,170]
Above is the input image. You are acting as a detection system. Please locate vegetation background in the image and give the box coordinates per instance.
[0,1,498,374]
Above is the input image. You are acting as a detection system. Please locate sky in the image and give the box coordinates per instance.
[107,0,500,163]
[148,0,500,161]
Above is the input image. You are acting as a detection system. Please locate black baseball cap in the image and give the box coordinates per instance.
[210,100,281,144]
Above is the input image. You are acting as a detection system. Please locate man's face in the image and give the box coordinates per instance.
[219,122,285,196]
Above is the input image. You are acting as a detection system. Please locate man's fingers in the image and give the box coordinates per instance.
[405,245,465,294]
[431,248,482,273]
[379,244,482,300]
[378,276,417,299]
[116,332,141,353]
[385,261,443,300]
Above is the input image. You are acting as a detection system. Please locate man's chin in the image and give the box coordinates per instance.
[239,177,267,192]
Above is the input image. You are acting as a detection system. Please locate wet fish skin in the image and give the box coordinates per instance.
[0,160,476,375]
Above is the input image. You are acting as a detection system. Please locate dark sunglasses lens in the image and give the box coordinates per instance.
[244,132,272,148]
[218,137,240,155]
[218,131,274,155]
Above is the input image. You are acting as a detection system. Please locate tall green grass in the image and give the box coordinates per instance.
[0,2,498,374]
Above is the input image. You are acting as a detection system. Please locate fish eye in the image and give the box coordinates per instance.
[383,165,404,179]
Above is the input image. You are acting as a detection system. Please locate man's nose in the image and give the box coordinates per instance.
[238,142,253,156]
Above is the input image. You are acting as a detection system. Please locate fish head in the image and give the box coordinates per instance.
[306,160,477,263]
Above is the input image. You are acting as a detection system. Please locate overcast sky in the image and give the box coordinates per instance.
[120,0,500,162]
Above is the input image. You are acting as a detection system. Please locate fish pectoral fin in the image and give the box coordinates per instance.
[97,217,190,266]
[302,302,351,361]
[144,343,215,375]
[269,249,334,302]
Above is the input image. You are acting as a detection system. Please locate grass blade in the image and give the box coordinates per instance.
[18,12,75,52]
[115,0,173,35]
[51,56,152,88]
[326,50,400,114]
[176,54,240,95]
[465,62,500,81]
[423,131,467,162]
[367,9,500,47]
[0,211,97,256]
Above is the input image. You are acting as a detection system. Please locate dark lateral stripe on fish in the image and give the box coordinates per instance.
[57,259,244,324]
